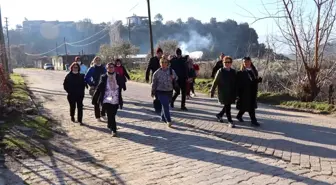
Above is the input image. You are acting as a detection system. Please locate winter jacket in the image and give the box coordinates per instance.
[151,67,178,95]
[145,56,161,82]
[92,73,126,107]
[63,72,87,98]
[210,68,237,105]
[84,65,107,87]
[170,56,189,80]
[236,68,262,111]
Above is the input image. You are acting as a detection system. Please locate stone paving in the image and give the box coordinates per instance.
[2,69,336,185]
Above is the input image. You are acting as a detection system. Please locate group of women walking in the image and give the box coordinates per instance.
[63,56,129,137]
[210,56,261,128]
[63,51,262,137]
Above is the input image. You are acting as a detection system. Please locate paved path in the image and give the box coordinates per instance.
[3,69,336,185]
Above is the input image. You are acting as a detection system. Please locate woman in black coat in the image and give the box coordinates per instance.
[63,62,87,125]
[92,62,126,137]
[236,57,262,126]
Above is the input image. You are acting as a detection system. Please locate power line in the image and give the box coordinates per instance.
[25,43,65,56]
[67,33,109,47]
[66,26,110,45]
[23,1,142,56]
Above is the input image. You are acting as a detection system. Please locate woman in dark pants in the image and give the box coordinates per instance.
[236,57,262,127]
[92,62,125,137]
[63,62,87,125]
[210,56,237,128]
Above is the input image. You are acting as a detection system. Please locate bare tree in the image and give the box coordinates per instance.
[256,0,336,101]
[99,40,140,60]
[156,40,179,55]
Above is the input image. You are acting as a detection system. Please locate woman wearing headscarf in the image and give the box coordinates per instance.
[236,57,262,127]
[63,62,87,125]
[210,56,237,128]
[92,62,126,137]
[151,57,178,127]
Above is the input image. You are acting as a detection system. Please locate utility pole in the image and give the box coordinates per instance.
[147,0,154,57]
[0,8,9,73]
[64,37,68,64]
[56,42,58,55]
[128,19,131,41]
[5,17,11,73]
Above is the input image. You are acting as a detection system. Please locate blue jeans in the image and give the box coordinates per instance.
[157,92,172,122]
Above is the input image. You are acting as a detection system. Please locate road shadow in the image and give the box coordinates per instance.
[126,97,336,160]
[98,122,327,184]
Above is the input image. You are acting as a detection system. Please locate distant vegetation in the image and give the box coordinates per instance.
[7,15,274,60]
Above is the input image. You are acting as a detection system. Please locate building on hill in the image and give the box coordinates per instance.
[126,14,148,26]
[22,20,75,32]
[52,54,95,70]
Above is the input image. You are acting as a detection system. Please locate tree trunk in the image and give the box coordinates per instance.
[300,68,320,102]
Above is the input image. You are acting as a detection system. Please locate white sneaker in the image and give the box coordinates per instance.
[96,118,101,122]
[111,131,117,137]
[101,116,107,120]
[167,122,172,128]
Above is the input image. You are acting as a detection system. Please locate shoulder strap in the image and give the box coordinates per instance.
[169,67,173,75]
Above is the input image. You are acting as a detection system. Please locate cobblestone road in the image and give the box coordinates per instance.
[3,69,336,185]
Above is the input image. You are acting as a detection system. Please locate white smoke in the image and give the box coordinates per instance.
[178,30,213,60]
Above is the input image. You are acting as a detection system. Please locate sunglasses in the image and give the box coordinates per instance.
[224,61,232,63]
[108,66,114,68]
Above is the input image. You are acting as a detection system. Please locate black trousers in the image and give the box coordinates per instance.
[94,103,106,118]
[172,79,187,108]
[103,103,119,132]
[67,95,84,122]
[237,109,257,122]
[218,104,232,122]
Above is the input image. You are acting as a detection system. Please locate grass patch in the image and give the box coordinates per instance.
[128,69,336,114]
[0,74,53,158]
[129,69,146,83]
[194,78,213,94]
[1,115,51,156]
[280,101,336,114]
[9,73,30,104]
[257,92,298,104]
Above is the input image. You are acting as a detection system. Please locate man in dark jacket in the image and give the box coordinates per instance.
[211,53,225,78]
[84,57,107,121]
[145,48,163,83]
[146,48,163,113]
[170,48,189,111]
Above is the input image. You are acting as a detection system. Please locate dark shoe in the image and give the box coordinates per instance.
[170,102,174,108]
[79,122,84,126]
[71,117,75,122]
[228,121,235,128]
[251,121,260,127]
[181,107,188,111]
[216,114,224,123]
[236,116,244,122]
